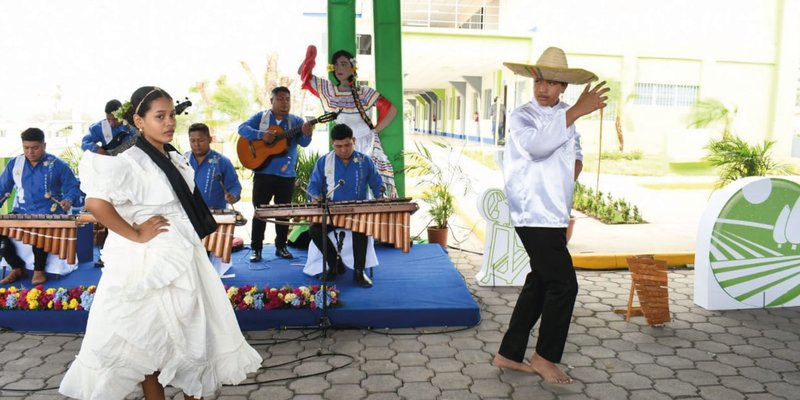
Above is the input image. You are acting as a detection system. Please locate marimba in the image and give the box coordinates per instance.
[254,198,419,252]
[202,211,238,263]
[0,214,95,265]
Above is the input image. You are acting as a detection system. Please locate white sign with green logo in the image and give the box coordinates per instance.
[475,188,529,286]
[695,177,800,310]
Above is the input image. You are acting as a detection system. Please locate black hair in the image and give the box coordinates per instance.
[330,123,353,141]
[270,86,290,99]
[188,122,211,137]
[20,127,45,143]
[331,49,355,65]
[330,49,356,86]
[105,99,122,114]
[123,86,173,126]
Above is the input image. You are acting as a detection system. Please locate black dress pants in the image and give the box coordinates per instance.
[309,223,367,273]
[250,173,295,251]
[0,236,47,271]
[497,226,578,363]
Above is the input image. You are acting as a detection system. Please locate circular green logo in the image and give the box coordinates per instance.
[709,178,800,307]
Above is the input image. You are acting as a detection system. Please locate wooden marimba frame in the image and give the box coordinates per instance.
[202,211,237,263]
[0,214,95,265]
[254,198,419,253]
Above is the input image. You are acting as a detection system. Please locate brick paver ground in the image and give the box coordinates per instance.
[2,248,799,399]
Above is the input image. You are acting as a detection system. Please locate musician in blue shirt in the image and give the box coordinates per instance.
[81,99,137,154]
[0,128,81,285]
[238,86,314,262]
[307,124,384,287]
[186,123,242,209]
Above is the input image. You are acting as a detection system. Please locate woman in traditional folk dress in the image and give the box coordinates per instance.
[59,86,262,400]
[298,45,398,197]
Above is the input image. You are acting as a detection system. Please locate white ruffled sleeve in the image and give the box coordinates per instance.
[78,151,146,205]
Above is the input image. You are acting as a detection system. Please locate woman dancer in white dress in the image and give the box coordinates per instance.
[59,86,262,400]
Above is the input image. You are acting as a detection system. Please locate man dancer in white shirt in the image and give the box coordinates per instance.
[493,47,608,384]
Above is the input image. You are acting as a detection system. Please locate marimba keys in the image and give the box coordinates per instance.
[254,198,419,253]
[0,214,95,265]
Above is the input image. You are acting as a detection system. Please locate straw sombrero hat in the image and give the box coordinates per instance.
[504,47,597,85]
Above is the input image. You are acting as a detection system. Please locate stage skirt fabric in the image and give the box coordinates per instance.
[59,150,262,399]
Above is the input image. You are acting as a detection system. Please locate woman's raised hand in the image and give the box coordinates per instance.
[132,215,170,243]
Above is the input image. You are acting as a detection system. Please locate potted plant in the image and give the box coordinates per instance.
[403,141,467,248]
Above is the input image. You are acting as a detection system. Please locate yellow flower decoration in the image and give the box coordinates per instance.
[244,294,254,305]
[46,288,56,295]
[284,293,296,303]
[227,287,238,298]
[68,298,79,310]
[47,300,54,309]
[327,64,335,72]
[0,288,5,294]
[9,287,18,294]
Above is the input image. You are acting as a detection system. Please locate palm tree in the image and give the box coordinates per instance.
[689,98,785,188]
[687,98,736,139]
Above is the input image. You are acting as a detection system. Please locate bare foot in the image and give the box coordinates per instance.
[493,354,533,373]
[530,353,573,384]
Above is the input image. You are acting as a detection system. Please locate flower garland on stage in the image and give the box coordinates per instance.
[225,284,340,310]
[0,285,96,311]
[0,284,340,311]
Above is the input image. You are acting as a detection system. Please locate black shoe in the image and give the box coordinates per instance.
[94,258,105,268]
[275,246,294,259]
[249,250,262,262]
[318,268,338,282]
[353,267,373,288]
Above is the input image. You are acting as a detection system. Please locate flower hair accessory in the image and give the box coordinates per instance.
[327,64,335,72]
[112,101,132,125]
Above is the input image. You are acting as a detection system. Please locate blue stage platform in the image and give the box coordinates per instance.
[0,244,481,332]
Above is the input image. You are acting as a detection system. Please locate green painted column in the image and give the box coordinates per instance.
[327,0,356,72]
[373,0,405,197]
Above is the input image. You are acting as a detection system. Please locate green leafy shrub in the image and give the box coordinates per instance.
[600,150,643,161]
[292,148,321,203]
[704,136,785,189]
[573,182,645,224]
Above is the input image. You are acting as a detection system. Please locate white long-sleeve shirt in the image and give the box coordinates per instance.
[502,100,583,227]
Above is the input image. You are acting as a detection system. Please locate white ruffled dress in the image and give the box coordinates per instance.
[59,148,262,399]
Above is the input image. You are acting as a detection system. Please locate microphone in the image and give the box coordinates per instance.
[0,192,10,205]
[326,179,345,198]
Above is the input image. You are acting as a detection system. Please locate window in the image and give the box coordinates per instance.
[357,34,372,55]
[634,83,698,107]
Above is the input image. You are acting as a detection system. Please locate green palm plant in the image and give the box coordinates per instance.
[689,97,785,188]
[58,142,83,174]
[403,141,467,229]
[704,136,785,188]
[292,148,321,203]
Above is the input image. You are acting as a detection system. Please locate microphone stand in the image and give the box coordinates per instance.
[318,180,344,335]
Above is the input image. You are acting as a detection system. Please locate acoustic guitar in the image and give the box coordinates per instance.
[237,110,339,170]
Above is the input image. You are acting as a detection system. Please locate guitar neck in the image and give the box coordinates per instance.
[274,118,316,141]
